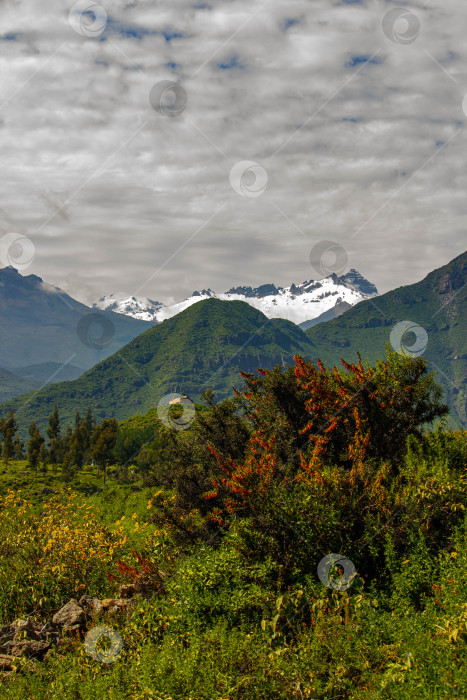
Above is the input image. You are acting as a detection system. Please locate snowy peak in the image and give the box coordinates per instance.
[92,293,162,322]
[225,283,279,299]
[192,289,216,298]
[94,271,378,326]
[336,269,378,297]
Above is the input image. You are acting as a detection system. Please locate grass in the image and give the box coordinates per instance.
[0,445,466,699]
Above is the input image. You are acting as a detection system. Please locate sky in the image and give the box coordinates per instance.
[0,0,465,306]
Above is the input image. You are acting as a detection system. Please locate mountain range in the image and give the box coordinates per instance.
[2,299,315,436]
[0,266,376,406]
[93,269,378,325]
[1,252,465,435]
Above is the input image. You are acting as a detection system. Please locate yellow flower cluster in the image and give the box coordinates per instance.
[0,489,129,596]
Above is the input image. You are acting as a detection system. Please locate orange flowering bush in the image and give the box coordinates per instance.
[169,350,463,588]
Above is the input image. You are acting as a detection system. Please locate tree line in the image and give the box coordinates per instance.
[0,407,119,483]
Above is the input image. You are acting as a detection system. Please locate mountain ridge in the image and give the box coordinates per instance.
[305,251,467,428]
[93,269,378,325]
[1,298,316,436]
[0,266,154,374]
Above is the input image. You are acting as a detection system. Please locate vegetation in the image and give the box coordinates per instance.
[0,350,466,698]
[0,299,317,436]
[0,367,38,404]
[306,250,467,429]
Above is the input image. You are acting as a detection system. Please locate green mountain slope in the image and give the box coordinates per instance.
[305,251,467,427]
[1,299,315,435]
[0,367,39,404]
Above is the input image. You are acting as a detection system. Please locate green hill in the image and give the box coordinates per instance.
[1,298,315,435]
[0,367,39,403]
[305,251,467,427]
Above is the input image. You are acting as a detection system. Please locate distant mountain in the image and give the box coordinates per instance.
[1,299,316,435]
[0,363,84,404]
[299,301,352,331]
[11,363,84,384]
[0,367,39,404]
[93,269,378,326]
[0,267,154,376]
[3,255,464,434]
[305,251,467,428]
[93,293,162,322]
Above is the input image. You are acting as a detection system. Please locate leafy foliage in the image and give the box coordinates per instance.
[0,354,466,698]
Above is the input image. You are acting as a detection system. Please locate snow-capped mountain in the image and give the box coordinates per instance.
[93,270,378,326]
[92,293,163,322]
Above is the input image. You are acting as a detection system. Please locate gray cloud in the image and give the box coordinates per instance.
[0,0,465,305]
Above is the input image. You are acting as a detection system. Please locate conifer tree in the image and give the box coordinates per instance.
[62,425,73,455]
[27,421,45,476]
[74,411,81,429]
[1,410,18,466]
[83,407,95,436]
[13,435,24,460]
[47,405,61,465]
[39,443,48,475]
[91,418,118,484]
[67,430,84,471]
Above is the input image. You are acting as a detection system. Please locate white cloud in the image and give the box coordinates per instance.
[0,0,465,305]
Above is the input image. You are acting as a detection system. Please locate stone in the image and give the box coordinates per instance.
[101,598,127,610]
[11,639,50,659]
[12,619,40,643]
[119,584,136,599]
[0,654,14,672]
[79,595,103,615]
[52,599,85,628]
[11,619,28,628]
[39,620,59,634]
[39,621,60,643]
[0,624,15,653]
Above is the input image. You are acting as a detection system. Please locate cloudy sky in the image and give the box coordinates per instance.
[0,0,465,305]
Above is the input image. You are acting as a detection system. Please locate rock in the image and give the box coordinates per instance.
[52,599,86,628]
[0,654,15,671]
[11,639,50,659]
[101,598,127,612]
[0,624,15,652]
[79,595,103,615]
[39,620,59,634]
[119,584,136,599]
[39,621,60,644]
[12,619,40,643]
[11,619,28,628]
